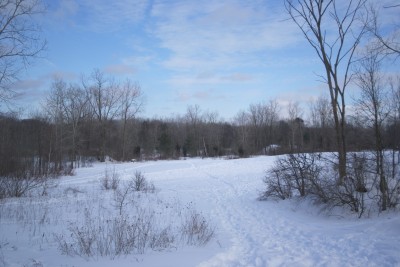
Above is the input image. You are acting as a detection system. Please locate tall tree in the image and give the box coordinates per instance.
[389,76,400,151]
[44,78,66,171]
[62,83,89,167]
[233,110,250,156]
[0,0,46,105]
[284,0,368,182]
[185,105,202,156]
[83,69,122,161]
[309,96,333,150]
[288,101,303,152]
[119,79,142,161]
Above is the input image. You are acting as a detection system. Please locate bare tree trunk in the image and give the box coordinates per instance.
[122,117,127,161]
[285,0,367,182]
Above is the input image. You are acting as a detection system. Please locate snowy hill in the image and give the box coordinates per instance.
[1,156,399,267]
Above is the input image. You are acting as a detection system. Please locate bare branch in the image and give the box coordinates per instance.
[0,0,46,106]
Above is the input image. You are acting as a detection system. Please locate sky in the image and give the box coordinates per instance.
[9,0,400,121]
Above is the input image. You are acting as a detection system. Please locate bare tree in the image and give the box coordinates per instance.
[62,83,89,167]
[264,99,280,147]
[44,78,67,172]
[309,96,333,150]
[284,0,368,182]
[0,0,46,105]
[185,105,203,156]
[84,69,122,161]
[387,75,400,204]
[248,103,266,153]
[367,4,400,57]
[119,79,142,161]
[354,47,391,210]
[233,110,250,156]
[389,76,400,153]
[288,101,304,152]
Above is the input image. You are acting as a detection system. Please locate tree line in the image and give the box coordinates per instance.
[1,68,399,178]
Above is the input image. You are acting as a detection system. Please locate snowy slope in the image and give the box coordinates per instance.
[1,156,399,267]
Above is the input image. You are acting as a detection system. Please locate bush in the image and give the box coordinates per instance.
[180,210,215,246]
[113,171,155,215]
[54,209,172,258]
[55,205,213,258]
[261,153,322,200]
[100,168,120,190]
[0,175,48,199]
[132,171,155,193]
[262,163,292,200]
[261,152,371,217]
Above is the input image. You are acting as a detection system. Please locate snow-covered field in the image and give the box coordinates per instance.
[1,156,399,267]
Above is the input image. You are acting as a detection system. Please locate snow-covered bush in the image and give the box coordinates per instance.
[262,162,292,200]
[54,208,174,257]
[261,153,365,214]
[0,176,48,199]
[112,171,156,215]
[262,151,400,216]
[132,171,155,193]
[113,180,134,216]
[100,167,120,190]
[54,184,214,258]
[262,153,322,200]
[180,210,215,246]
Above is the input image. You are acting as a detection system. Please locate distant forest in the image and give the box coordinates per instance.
[1,70,399,177]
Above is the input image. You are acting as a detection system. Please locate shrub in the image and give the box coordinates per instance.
[262,163,292,200]
[132,171,155,193]
[261,153,322,200]
[100,168,120,190]
[113,181,134,216]
[113,172,155,215]
[261,152,383,217]
[55,212,159,257]
[54,207,210,258]
[180,210,215,246]
[0,175,48,199]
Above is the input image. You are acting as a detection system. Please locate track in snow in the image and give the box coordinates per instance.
[135,157,400,267]
[3,157,398,267]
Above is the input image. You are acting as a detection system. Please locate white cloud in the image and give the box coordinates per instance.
[174,88,226,103]
[49,0,151,32]
[220,73,253,82]
[104,64,136,76]
[166,71,255,89]
[149,0,300,72]
[53,0,79,20]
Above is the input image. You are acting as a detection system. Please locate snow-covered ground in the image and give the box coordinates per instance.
[1,156,399,267]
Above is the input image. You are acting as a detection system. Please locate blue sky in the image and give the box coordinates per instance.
[11,0,399,120]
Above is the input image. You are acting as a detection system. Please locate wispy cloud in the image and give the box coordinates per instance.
[49,0,151,32]
[166,71,255,88]
[104,64,137,76]
[174,88,226,103]
[149,0,300,72]
[220,73,253,82]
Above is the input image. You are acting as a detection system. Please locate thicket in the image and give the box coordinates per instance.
[53,172,215,258]
[262,152,400,217]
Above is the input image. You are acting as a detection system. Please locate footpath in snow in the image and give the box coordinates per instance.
[1,156,399,267]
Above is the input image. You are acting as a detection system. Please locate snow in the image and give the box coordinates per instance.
[1,156,399,267]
